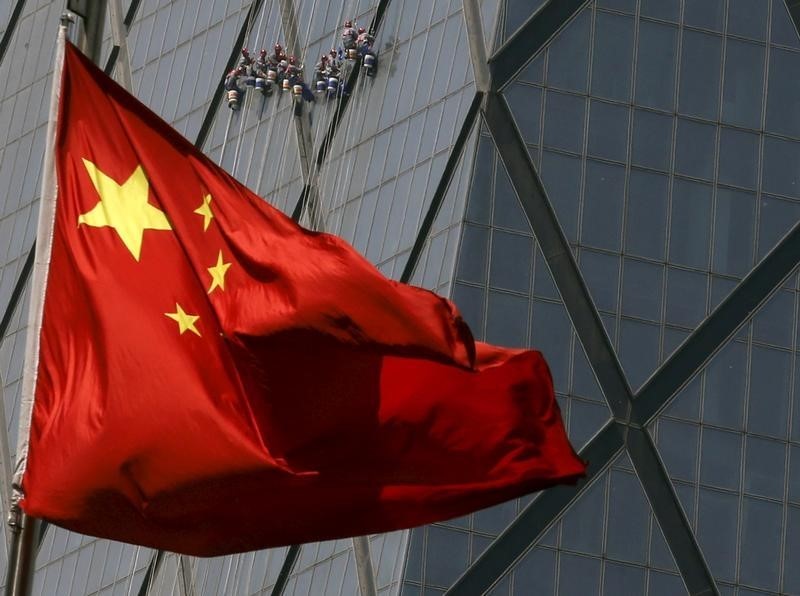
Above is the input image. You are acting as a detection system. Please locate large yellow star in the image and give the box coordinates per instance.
[78,159,172,261]
[194,194,214,231]
[164,303,201,336]
[207,250,231,294]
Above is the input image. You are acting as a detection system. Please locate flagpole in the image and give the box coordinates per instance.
[5,14,69,596]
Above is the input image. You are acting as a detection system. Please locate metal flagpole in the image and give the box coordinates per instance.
[4,13,69,596]
[352,536,377,596]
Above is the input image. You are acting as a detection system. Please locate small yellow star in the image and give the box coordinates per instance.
[164,303,201,336]
[207,250,231,294]
[193,194,214,231]
[78,160,172,260]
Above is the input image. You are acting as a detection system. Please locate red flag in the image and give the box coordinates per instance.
[19,43,585,556]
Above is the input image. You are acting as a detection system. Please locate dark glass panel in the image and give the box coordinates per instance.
[712,188,756,277]
[505,84,542,145]
[424,526,469,588]
[456,224,489,284]
[543,91,586,154]
[640,0,679,22]
[740,498,782,591]
[722,39,765,130]
[757,195,800,259]
[657,418,699,482]
[466,136,494,225]
[634,21,678,111]
[700,427,742,490]
[619,318,660,389]
[625,169,668,260]
[587,100,629,163]
[684,0,725,31]
[762,135,800,199]
[591,11,635,102]
[540,151,582,243]
[766,48,800,139]
[606,471,649,563]
[665,267,707,328]
[785,506,800,593]
[558,554,601,596]
[669,178,712,269]
[579,249,620,313]
[744,436,786,500]
[704,341,747,430]
[473,500,516,535]
[718,128,759,190]
[511,548,556,596]
[602,562,645,595]
[727,0,768,41]
[631,109,673,171]
[621,259,663,321]
[674,118,716,182]
[560,478,605,555]
[748,345,791,439]
[597,0,636,12]
[486,291,529,347]
[545,9,591,93]
[697,488,739,582]
[453,283,486,339]
[752,290,794,348]
[489,230,532,294]
[531,300,571,390]
[493,161,530,233]
[581,160,625,251]
[679,30,723,119]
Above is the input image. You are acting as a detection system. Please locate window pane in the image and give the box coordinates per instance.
[545,9,591,93]
[727,0,768,41]
[679,30,723,119]
[766,47,800,138]
[543,91,586,153]
[740,498,782,591]
[684,0,725,31]
[625,169,668,260]
[675,118,716,182]
[541,151,582,243]
[722,39,765,129]
[581,160,625,251]
[587,100,629,162]
[632,109,673,171]
[712,188,756,277]
[718,128,759,190]
[635,21,678,111]
[591,12,635,102]
[669,178,712,269]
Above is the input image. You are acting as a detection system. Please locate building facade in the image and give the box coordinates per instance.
[1,0,800,594]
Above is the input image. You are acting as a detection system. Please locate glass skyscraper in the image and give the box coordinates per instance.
[2,0,800,594]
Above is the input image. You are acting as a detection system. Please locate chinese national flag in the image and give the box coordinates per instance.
[19,43,585,556]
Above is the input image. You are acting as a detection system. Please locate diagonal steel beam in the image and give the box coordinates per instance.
[270,545,300,596]
[446,420,624,595]
[636,219,800,425]
[446,218,800,594]
[400,92,482,284]
[104,0,143,75]
[785,0,800,30]
[0,0,28,67]
[488,0,591,91]
[457,92,719,596]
